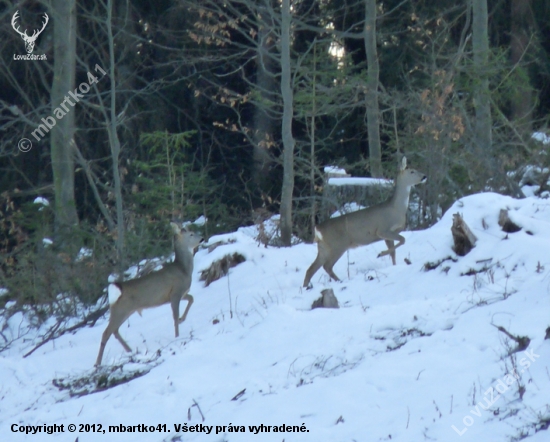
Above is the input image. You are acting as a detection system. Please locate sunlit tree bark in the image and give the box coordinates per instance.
[279,0,296,246]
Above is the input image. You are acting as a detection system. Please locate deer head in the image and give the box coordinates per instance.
[12,10,49,54]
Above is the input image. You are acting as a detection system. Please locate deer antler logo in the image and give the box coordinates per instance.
[12,10,49,54]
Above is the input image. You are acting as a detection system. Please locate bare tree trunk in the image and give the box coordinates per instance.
[510,0,534,134]
[51,0,78,238]
[252,4,276,192]
[279,0,296,246]
[107,0,125,266]
[310,43,317,240]
[471,0,492,151]
[364,0,382,178]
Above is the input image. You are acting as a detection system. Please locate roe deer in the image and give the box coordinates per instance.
[303,157,426,287]
[95,222,204,366]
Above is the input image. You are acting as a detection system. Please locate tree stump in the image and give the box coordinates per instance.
[498,209,521,233]
[451,213,477,256]
[311,288,340,309]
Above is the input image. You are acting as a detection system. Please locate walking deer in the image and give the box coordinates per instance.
[95,222,203,366]
[303,157,426,287]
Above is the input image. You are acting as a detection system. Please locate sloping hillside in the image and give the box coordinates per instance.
[1,192,549,442]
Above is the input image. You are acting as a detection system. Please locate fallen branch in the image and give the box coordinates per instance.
[491,323,530,354]
[200,253,245,287]
[423,256,457,271]
[24,304,109,358]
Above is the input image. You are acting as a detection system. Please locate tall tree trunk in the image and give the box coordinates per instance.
[252,5,276,192]
[279,0,296,246]
[310,43,317,241]
[364,0,382,178]
[510,0,534,133]
[51,0,78,238]
[471,0,492,151]
[107,0,125,267]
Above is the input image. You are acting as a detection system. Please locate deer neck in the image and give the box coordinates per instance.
[174,242,194,272]
[390,174,412,211]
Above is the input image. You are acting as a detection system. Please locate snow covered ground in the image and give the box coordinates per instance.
[1,192,549,442]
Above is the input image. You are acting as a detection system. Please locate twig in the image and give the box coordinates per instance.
[433,400,442,418]
[227,268,233,319]
[72,140,115,231]
[231,388,246,401]
[190,399,205,422]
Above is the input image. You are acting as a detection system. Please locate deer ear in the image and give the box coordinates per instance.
[169,222,181,234]
[400,156,407,171]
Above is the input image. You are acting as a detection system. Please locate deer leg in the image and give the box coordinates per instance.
[178,293,194,324]
[114,329,132,352]
[382,239,396,265]
[323,249,346,282]
[323,265,341,282]
[96,309,133,366]
[170,295,182,338]
[377,233,405,263]
[95,326,112,366]
[304,253,324,287]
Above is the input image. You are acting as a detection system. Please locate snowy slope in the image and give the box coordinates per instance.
[1,192,549,442]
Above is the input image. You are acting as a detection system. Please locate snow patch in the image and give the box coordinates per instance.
[324,165,348,176]
[330,202,365,217]
[327,176,392,187]
[532,131,550,145]
[76,247,93,261]
[193,215,207,226]
[33,196,50,206]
